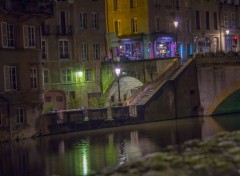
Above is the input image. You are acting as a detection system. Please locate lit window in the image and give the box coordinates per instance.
[30,67,38,89]
[4,65,17,91]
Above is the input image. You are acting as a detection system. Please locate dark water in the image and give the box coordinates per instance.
[1,114,240,176]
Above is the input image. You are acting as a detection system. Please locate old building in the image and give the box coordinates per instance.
[0,0,53,141]
[42,0,106,111]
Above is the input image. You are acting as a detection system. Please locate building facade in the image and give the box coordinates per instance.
[0,0,53,141]
[42,0,106,111]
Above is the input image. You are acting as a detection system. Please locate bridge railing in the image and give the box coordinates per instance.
[126,58,180,105]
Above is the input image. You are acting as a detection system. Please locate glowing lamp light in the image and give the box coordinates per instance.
[76,71,83,78]
[115,68,121,76]
[226,30,230,35]
[174,21,179,28]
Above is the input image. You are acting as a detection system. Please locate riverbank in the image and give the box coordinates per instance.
[96,130,240,176]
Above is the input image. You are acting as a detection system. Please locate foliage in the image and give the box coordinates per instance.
[88,95,107,108]
[68,95,82,109]
[43,103,54,114]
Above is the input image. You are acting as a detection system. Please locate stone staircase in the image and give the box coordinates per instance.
[127,65,182,106]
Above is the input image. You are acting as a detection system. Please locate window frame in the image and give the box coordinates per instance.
[81,43,88,60]
[4,65,17,92]
[60,68,72,83]
[16,108,25,124]
[30,67,38,90]
[59,39,70,59]
[85,68,94,82]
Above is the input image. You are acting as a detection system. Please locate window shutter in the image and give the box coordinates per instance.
[4,66,10,91]
[23,25,29,48]
[1,22,7,48]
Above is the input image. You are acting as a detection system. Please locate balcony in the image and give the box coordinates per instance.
[56,25,73,35]
[0,0,53,15]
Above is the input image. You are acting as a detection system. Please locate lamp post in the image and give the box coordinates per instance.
[226,30,230,51]
[115,67,121,105]
[174,21,179,56]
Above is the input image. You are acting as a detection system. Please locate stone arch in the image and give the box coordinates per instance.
[106,76,143,105]
[207,81,240,115]
[44,90,67,110]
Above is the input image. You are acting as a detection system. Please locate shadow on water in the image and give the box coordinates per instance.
[0,114,240,175]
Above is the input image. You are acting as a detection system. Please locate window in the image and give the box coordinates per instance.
[91,13,99,29]
[213,12,218,30]
[59,39,69,59]
[113,0,118,10]
[61,68,72,83]
[43,69,49,84]
[131,18,138,33]
[156,17,161,32]
[186,19,191,32]
[81,43,88,59]
[16,108,25,124]
[93,43,100,60]
[1,22,15,48]
[85,69,93,81]
[114,20,121,35]
[224,12,228,27]
[206,11,210,30]
[23,26,35,48]
[130,0,137,8]
[196,10,201,30]
[57,11,70,34]
[80,12,87,29]
[0,108,3,126]
[41,40,47,59]
[231,12,236,27]
[155,0,160,8]
[30,67,38,89]
[4,66,17,91]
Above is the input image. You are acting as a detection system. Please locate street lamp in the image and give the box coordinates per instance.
[226,30,230,51]
[174,21,179,56]
[115,67,121,105]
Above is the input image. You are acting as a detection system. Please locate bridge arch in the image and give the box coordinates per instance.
[105,76,143,105]
[207,81,240,115]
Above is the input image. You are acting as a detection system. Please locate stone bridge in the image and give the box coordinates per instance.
[101,56,240,121]
[196,57,240,116]
[101,58,179,104]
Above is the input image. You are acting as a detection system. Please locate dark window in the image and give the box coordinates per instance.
[206,11,210,30]
[196,10,200,30]
[214,12,218,30]
[56,96,63,102]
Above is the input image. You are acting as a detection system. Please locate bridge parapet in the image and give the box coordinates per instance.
[195,57,240,66]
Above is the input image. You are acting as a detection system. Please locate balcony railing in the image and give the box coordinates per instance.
[56,25,73,35]
[0,0,53,15]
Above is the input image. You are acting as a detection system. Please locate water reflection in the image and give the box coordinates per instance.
[0,114,240,175]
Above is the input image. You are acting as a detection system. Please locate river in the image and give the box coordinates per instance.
[1,114,240,176]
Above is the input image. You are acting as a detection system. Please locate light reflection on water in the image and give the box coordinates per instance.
[0,114,240,176]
